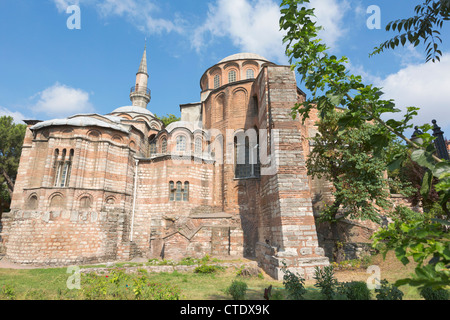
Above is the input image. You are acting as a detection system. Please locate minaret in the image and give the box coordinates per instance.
[130,45,151,108]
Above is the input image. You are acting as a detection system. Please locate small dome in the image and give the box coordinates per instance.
[110,106,155,117]
[219,53,269,64]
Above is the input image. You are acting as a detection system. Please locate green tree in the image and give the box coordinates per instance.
[0,116,26,213]
[306,108,413,253]
[372,0,450,62]
[155,114,180,127]
[279,0,450,289]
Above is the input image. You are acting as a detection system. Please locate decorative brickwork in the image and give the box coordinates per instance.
[0,51,333,279]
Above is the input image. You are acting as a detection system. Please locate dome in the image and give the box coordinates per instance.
[219,53,269,64]
[110,106,155,117]
[30,114,129,133]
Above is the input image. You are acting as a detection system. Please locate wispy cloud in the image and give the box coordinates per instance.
[30,83,94,119]
[52,0,185,34]
[192,0,287,64]
[0,107,26,124]
[192,0,351,64]
[308,0,351,50]
[376,53,450,128]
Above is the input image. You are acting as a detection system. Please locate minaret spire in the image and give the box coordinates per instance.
[130,42,151,108]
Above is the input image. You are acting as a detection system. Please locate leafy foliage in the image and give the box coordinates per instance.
[279,0,450,289]
[281,265,307,300]
[336,281,372,300]
[375,279,404,300]
[0,116,26,212]
[225,280,248,300]
[371,0,450,62]
[307,108,411,224]
[372,216,450,290]
[420,286,450,300]
[155,114,180,127]
[313,266,338,300]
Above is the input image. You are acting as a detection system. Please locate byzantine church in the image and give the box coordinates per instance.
[2,48,335,279]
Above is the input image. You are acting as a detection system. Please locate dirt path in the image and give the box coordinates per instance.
[0,255,36,269]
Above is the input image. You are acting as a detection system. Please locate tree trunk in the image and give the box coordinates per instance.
[0,169,14,196]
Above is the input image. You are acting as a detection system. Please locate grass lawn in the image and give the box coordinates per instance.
[0,252,445,300]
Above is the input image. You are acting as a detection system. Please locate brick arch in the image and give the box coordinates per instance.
[49,193,65,209]
[76,192,94,210]
[213,93,225,123]
[227,68,239,84]
[224,62,239,70]
[112,135,123,144]
[232,88,248,118]
[87,129,102,141]
[26,193,39,210]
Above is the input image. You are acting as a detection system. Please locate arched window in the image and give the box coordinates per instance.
[183,182,189,202]
[234,131,260,179]
[26,195,38,210]
[80,196,92,209]
[214,74,221,89]
[169,181,175,201]
[54,149,74,187]
[49,194,64,208]
[228,70,237,83]
[195,137,202,156]
[176,135,186,152]
[169,181,189,202]
[161,138,167,154]
[150,141,157,155]
[176,181,183,201]
[246,69,255,79]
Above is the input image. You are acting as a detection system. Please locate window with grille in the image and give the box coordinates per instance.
[228,70,237,83]
[246,69,254,79]
[214,75,221,89]
[195,138,202,156]
[234,135,260,179]
[54,148,74,187]
[150,141,157,155]
[169,181,189,202]
[176,135,186,152]
[161,138,167,154]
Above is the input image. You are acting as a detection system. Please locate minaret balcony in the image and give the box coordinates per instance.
[130,86,151,99]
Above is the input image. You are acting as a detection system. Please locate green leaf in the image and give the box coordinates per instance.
[420,170,433,199]
[410,149,435,170]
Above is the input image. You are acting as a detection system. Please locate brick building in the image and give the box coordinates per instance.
[0,50,331,279]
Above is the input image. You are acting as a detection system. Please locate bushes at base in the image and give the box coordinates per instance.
[226,280,248,300]
[375,280,404,300]
[336,281,372,300]
[420,287,450,300]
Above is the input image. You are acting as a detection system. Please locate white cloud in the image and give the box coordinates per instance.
[31,83,94,119]
[52,0,184,34]
[0,107,26,124]
[192,0,287,63]
[308,0,350,50]
[375,54,450,129]
[192,0,350,64]
[53,0,80,13]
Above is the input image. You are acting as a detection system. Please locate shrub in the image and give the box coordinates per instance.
[226,280,248,300]
[420,287,450,300]
[313,266,338,300]
[375,280,404,300]
[282,267,307,300]
[1,284,16,300]
[194,264,224,274]
[337,281,371,300]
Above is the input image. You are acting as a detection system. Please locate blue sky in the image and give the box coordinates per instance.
[0,0,449,137]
